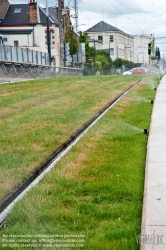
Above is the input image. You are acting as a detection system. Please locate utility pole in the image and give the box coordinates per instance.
[73,0,78,32]
[68,0,78,32]
[46,0,51,65]
[109,35,110,59]
[62,9,66,67]
[57,0,64,66]
[70,25,74,67]
[93,40,96,75]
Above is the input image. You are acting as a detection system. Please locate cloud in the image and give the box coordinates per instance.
[7,0,166,53]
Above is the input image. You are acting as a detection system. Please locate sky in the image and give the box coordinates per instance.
[9,0,166,55]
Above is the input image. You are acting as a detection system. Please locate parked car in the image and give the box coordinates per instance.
[122,67,157,75]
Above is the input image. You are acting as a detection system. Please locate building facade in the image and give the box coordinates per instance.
[84,21,134,62]
[133,34,154,66]
[0,0,60,66]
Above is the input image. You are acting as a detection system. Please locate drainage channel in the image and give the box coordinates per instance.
[0,78,146,227]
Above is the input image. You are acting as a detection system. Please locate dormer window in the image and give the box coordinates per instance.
[14,8,22,14]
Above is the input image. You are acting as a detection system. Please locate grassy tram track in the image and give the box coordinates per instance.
[0,74,158,249]
[0,75,143,203]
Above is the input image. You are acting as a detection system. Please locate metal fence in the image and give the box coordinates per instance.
[83,65,125,76]
[0,44,83,78]
[0,44,48,65]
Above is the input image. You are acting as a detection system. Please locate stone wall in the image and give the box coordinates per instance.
[0,63,83,79]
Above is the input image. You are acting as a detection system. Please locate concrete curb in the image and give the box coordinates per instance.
[141,75,166,250]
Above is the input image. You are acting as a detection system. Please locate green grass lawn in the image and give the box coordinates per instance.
[0,75,145,202]
[0,75,158,249]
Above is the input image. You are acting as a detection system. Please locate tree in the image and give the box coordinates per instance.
[113,58,134,68]
[96,55,110,68]
[113,58,123,68]
[79,31,95,61]
[97,50,113,68]
[151,38,155,56]
[65,24,78,55]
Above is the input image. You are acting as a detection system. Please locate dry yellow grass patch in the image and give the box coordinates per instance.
[31,143,44,152]
[58,152,87,179]
[0,108,22,117]
[57,123,114,180]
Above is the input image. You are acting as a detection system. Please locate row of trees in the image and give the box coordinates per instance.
[65,27,134,70]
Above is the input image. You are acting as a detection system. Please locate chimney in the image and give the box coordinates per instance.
[0,0,10,20]
[29,0,38,23]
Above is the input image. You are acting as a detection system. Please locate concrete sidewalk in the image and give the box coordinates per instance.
[141,75,166,250]
[0,78,35,84]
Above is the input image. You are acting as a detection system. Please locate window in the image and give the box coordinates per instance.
[3,37,8,44]
[98,36,103,42]
[118,36,124,44]
[0,36,3,44]
[14,8,22,14]
[110,35,114,42]
[110,48,114,55]
[118,48,124,57]
[14,41,19,47]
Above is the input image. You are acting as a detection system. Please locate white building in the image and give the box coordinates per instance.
[84,21,134,62]
[133,34,154,66]
[0,0,60,66]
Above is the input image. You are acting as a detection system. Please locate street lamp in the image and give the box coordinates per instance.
[62,8,68,67]
[102,33,111,60]
[91,39,102,75]
[69,24,74,67]
[76,24,86,31]
[46,0,51,65]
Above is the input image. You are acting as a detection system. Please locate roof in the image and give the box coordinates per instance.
[43,7,59,24]
[0,29,33,35]
[85,21,133,37]
[0,4,58,25]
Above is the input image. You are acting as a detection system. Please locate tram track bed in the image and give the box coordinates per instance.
[0,75,144,203]
[0,75,158,249]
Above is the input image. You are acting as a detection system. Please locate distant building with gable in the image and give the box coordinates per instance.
[0,0,60,66]
[84,21,134,62]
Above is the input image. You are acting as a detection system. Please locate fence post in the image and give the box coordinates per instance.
[36,51,38,65]
[16,46,18,62]
[27,48,29,63]
[10,46,13,62]
[0,45,2,60]
[40,52,42,65]
[3,44,7,60]
[22,48,24,63]
[32,50,34,64]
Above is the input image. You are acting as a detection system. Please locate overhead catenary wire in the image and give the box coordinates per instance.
[79,0,166,38]
[150,0,166,28]
[107,0,144,33]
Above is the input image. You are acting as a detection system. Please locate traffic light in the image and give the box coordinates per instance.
[148,43,151,55]
[158,48,160,60]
